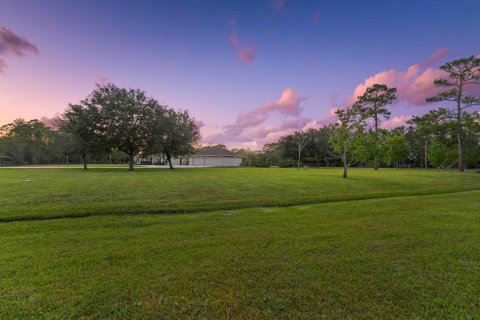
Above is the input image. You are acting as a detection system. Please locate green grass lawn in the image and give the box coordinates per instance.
[1,168,480,318]
[1,167,480,221]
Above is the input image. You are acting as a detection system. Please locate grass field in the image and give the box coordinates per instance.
[1,167,480,221]
[1,167,480,318]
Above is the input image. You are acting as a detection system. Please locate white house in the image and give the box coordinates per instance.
[189,147,243,167]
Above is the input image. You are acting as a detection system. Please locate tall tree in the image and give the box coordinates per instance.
[354,84,397,170]
[426,56,480,172]
[328,108,361,178]
[85,83,157,171]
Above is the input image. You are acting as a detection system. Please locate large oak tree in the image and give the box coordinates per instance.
[85,83,158,171]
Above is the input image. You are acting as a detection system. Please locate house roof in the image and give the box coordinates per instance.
[193,147,239,157]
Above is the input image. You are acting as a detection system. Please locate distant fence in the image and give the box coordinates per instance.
[0,161,16,167]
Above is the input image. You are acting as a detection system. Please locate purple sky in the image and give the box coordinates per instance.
[1,0,479,149]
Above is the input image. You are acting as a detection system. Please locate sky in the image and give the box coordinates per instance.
[1,0,479,149]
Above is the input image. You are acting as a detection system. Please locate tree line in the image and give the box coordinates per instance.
[0,83,200,171]
[235,56,480,177]
[1,56,479,176]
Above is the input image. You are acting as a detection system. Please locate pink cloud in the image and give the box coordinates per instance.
[222,88,303,137]
[381,115,413,130]
[0,26,38,73]
[40,115,61,128]
[418,47,448,68]
[251,125,277,139]
[260,88,305,116]
[262,128,294,144]
[229,18,258,63]
[271,0,286,11]
[404,68,445,105]
[312,11,321,25]
[236,110,269,127]
[317,107,339,125]
[96,75,111,85]
[250,116,310,140]
[201,131,252,145]
[201,88,308,147]
[345,48,449,107]
[278,116,310,131]
[236,44,257,63]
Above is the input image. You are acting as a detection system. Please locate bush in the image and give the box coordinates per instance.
[278,159,296,168]
[254,157,270,168]
[241,159,251,167]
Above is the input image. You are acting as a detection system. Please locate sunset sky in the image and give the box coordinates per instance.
[1,0,479,149]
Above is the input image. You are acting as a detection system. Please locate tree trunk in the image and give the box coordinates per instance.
[33,141,37,165]
[82,151,88,171]
[458,132,464,172]
[166,152,174,169]
[374,157,379,170]
[374,112,379,170]
[297,147,301,169]
[343,162,348,179]
[128,155,134,171]
[424,140,428,169]
[457,85,464,172]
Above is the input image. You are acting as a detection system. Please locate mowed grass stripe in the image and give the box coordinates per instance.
[1,191,479,319]
[1,167,479,221]
[0,188,478,223]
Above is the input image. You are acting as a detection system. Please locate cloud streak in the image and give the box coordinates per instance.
[0,26,38,73]
[229,17,258,63]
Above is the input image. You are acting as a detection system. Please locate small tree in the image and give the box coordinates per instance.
[328,108,360,178]
[292,130,310,169]
[426,56,480,172]
[354,84,397,170]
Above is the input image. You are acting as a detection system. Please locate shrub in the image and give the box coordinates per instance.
[255,157,270,168]
[278,159,296,168]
